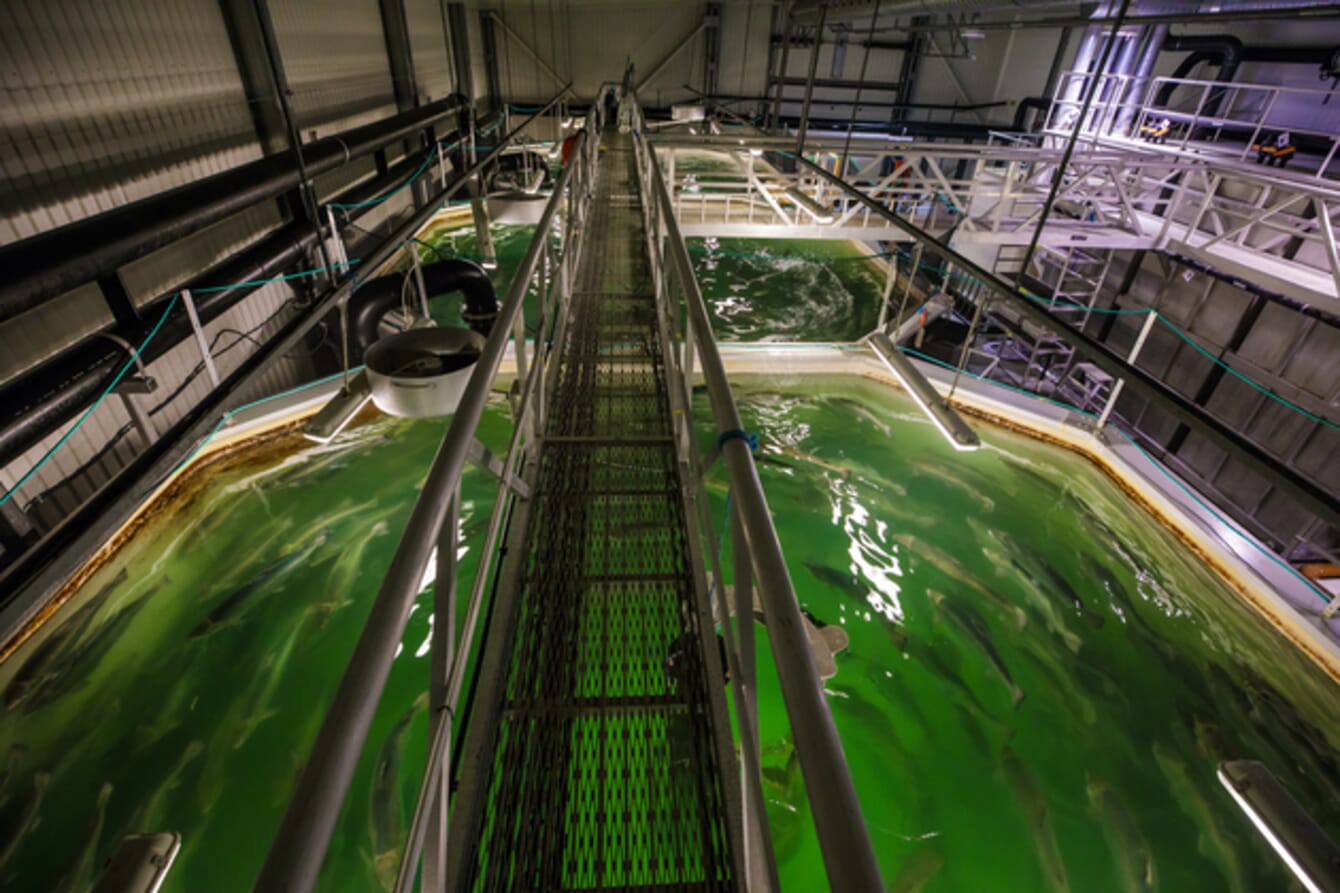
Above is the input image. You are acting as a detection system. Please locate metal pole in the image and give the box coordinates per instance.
[180,288,221,388]
[1097,309,1157,430]
[731,506,772,892]
[770,3,794,134]
[1016,0,1131,284]
[419,490,458,893]
[795,2,828,158]
[410,241,430,320]
[875,246,898,332]
[252,95,577,893]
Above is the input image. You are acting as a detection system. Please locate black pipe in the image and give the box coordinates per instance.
[1163,252,1340,330]
[0,150,436,468]
[1012,96,1053,131]
[343,259,497,358]
[1241,44,1337,64]
[1154,34,1242,112]
[0,94,467,323]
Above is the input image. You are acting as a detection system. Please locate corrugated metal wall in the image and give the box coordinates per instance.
[407,0,456,103]
[268,0,398,138]
[0,0,261,243]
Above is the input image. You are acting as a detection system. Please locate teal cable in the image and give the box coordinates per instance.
[0,294,181,508]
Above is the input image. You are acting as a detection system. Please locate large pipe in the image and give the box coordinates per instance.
[0,150,435,468]
[0,94,467,323]
[1154,33,1242,110]
[344,259,498,355]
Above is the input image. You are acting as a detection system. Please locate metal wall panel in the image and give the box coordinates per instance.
[406,0,455,103]
[0,0,261,245]
[0,283,111,386]
[268,0,399,138]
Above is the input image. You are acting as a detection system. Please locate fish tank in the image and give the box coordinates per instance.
[1,212,1336,892]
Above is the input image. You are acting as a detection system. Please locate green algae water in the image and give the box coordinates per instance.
[3,372,1337,891]
[690,237,886,342]
[674,149,890,343]
[0,406,512,892]
[704,375,1340,892]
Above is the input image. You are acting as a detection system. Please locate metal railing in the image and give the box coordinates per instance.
[252,87,599,893]
[632,104,885,892]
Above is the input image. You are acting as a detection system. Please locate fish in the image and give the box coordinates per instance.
[1036,563,1105,630]
[57,782,113,893]
[17,592,152,714]
[0,769,49,866]
[777,444,851,479]
[1086,774,1158,893]
[1006,557,1082,653]
[804,561,869,602]
[1019,646,1098,726]
[232,615,309,750]
[189,532,328,638]
[1000,747,1071,893]
[1152,742,1247,893]
[137,741,205,832]
[319,520,393,622]
[2,568,128,708]
[903,633,1004,729]
[1001,458,1066,500]
[893,534,1027,630]
[928,591,1024,709]
[887,846,946,893]
[370,694,426,890]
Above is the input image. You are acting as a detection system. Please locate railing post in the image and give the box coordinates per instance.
[731,507,773,892]
[421,490,459,893]
[1097,309,1157,430]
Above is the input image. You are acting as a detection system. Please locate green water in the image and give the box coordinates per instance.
[706,375,1340,892]
[674,151,889,342]
[3,373,1336,891]
[0,408,512,892]
[691,238,886,342]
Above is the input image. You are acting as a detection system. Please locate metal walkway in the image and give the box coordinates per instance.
[452,130,738,891]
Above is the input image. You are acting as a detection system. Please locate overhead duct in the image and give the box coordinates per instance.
[0,93,468,323]
[791,0,1335,17]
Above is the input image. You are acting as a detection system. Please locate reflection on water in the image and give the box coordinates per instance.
[691,236,886,342]
[708,376,1340,892]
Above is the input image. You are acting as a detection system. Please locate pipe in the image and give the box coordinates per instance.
[0,87,572,637]
[1163,252,1340,330]
[0,94,468,323]
[0,149,436,468]
[344,259,497,356]
[1115,23,1168,132]
[1241,44,1337,64]
[1012,96,1053,131]
[1154,33,1242,111]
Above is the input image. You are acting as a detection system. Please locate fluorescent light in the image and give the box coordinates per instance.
[1217,761,1340,893]
[867,333,980,452]
[302,370,372,444]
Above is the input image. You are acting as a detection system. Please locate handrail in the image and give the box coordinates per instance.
[634,109,885,892]
[251,86,576,893]
[789,152,1340,534]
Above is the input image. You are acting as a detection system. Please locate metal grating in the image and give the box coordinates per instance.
[461,134,736,892]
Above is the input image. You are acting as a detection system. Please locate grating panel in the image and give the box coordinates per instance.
[460,133,736,892]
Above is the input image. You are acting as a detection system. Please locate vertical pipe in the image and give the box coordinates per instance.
[770,3,794,134]
[1097,309,1156,430]
[795,3,828,158]
[180,288,221,388]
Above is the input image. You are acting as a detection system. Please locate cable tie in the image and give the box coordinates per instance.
[716,429,758,452]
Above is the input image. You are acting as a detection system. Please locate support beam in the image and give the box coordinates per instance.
[795,2,828,156]
[489,10,565,87]
[703,2,723,97]
[637,21,707,93]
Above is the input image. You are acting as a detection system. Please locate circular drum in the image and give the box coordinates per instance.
[364,326,486,418]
